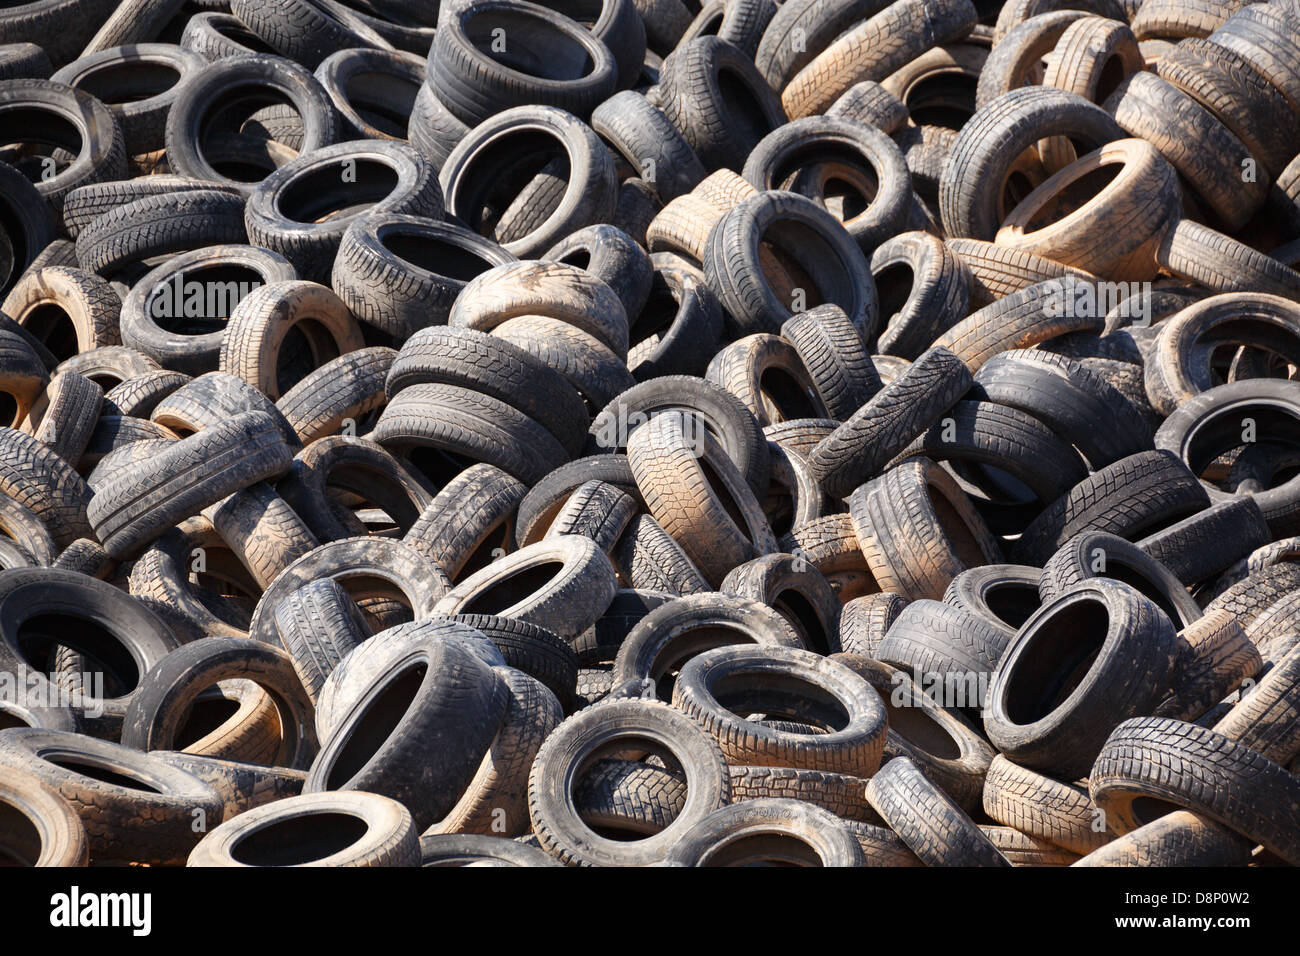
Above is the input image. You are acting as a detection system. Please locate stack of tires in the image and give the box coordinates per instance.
[0,0,1299,869]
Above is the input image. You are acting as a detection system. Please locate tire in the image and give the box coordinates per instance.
[404,464,527,583]
[703,190,878,339]
[0,426,93,548]
[332,214,514,342]
[985,578,1184,779]
[432,536,618,639]
[164,53,340,193]
[627,411,777,586]
[119,244,297,375]
[429,0,617,125]
[0,42,52,81]
[420,833,562,866]
[833,654,995,811]
[0,328,50,427]
[304,634,509,831]
[372,382,570,486]
[527,697,730,866]
[808,346,972,499]
[743,116,912,256]
[971,348,1152,470]
[0,771,87,866]
[0,728,222,865]
[150,370,299,448]
[866,756,1010,866]
[544,479,638,553]
[828,80,910,133]
[492,315,635,412]
[22,369,101,464]
[876,598,1013,712]
[180,12,284,61]
[591,89,706,203]
[1158,609,1260,722]
[705,333,827,428]
[544,223,653,322]
[245,140,442,284]
[656,36,786,172]
[1012,450,1210,566]
[1102,72,1263,231]
[272,577,368,704]
[610,591,804,693]
[664,797,866,866]
[1090,716,1300,864]
[446,614,579,712]
[87,411,292,558]
[870,231,971,360]
[626,254,724,381]
[672,644,888,776]
[720,552,842,655]
[275,346,394,446]
[516,454,639,545]
[439,105,618,258]
[314,47,423,142]
[1209,3,1300,122]
[837,593,908,657]
[425,664,563,836]
[120,636,318,769]
[0,160,57,298]
[982,754,1113,854]
[245,535,450,644]
[780,0,978,120]
[50,43,206,155]
[942,564,1042,637]
[407,82,470,170]
[229,0,380,68]
[1156,219,1300,301]
[588,374,770,497]
[1155,37,1300,179]
[74,189,248,278]
[188,791,418,866]
[612,513,710,596]
[1138,497,1271,586]
[996,138,1178,282]
[450,259,629,360]
[940,86,1123,240]
[0,78,127,215]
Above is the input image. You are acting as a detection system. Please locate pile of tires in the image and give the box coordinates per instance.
[0,0,1299,868]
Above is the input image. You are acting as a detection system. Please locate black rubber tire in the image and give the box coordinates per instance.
[612,513,711,596]
[663,797,866,866]
[448,613,579,711]
[743,115,912,256]
[120,635,318,769]
[188,790,419,866]
[87,411,293,559]
[272,576,367,704]
[403,463,527,584]
[314,46,423,142]
[74,189,248,278]
[49,43,205,155]
[429,0,618,126]
[972,349,1153,470]
[656,35,786,172]
[0,425,93,548]
[387,326,589,459]
[867,756,1010,866]
[420,832,563,867]
[274,346,394,445]
[626,253,723,382]
[180,12,284,62]
[527,697,730,866]
[245,140,442,284]
[808,346,972,499]
[779,305,880,421]
[229,0,381,69]
[1090,715,1300,864]
[432,536,618,639]
[610,591,804,695]
[939,86,1124,240]
[720,552,841,655]
[1039,530,1203,629]
[119,244,297,375]
[304,634,509,831]
[591,89,706,203]
[1138,497,1271,587]
[1012,450,1210,566]
[672,643,889,777]
[544,223,653,322]
[986,578,1184,779]
[371,382,571,486]
[0,160,57,297]
[515,454,639,545]
[0,78,128,215]
[439,104,619,259]
[332,214,514,342]
[164,53,340,193]
[0,728,221,865]
[0,42,52,81]
[703,189,878,339]
[150,370,300,449]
